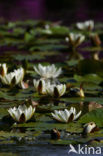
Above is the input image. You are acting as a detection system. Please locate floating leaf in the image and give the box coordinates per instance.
[79,108,103,127]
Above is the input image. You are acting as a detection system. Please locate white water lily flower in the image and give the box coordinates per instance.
[8,105,35,123]
[0,67,24,85]
[46,84,66,97]
[68,33,85,47]
[76,20,94,31]
[13,68,24,84]
[33,79,50,94]
[51,107,81,123]
[34,64,62,79]
[0,63,8,76]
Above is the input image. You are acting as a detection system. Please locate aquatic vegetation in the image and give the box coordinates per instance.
[46,84,66,97]
[0,67,24,86]
[82,122,99,134]
[69,87,85,97]
[34,64,62,79]
[67,33,85,48]
[20,80,29,89]
[8,105,35,123]
[51,128,61,139]
[33,79,50,94]
[0,19,103,150]
[0,63,8,76]
[42,24,52,35]
[51,107,81,123]
[90,33,101,47]
[76,20,94,31]
[65,33,85,59]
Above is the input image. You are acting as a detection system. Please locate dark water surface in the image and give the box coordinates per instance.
[1,144,103,156]
[0,0,103,23]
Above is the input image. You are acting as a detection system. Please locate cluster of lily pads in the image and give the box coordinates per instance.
[0,19,103,147]
[66,20,102,60]
[42,19,102,61]
[0,19,102,62]
[45,20,94,37]
[0,63,71,123]
[0,60,99,136]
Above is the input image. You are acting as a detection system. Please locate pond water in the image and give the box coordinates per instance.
[0,0,103,23]
[1,144,103,156]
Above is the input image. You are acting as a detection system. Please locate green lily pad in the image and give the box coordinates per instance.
[79,108,103,127]
[74,74,103,84]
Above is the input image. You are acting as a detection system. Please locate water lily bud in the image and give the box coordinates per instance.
[90,34,101,46]
[79,87,85,97]
[51,128,60,140]
[82,122,99,135]
[0,63,7,77]
[68,33,85,48]
[70,87,85,97]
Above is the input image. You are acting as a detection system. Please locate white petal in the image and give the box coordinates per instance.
[74,111,82,120]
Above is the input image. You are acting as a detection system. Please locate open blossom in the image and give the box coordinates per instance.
[76,20,94,31]
[51,107,81,123]
[33,79,50,94]
[46,84,66,97]
[0,67,24,86]
[8,105,35,123]
[68,33,85,47]
[0,63,8,77]
[34,64,62,79]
